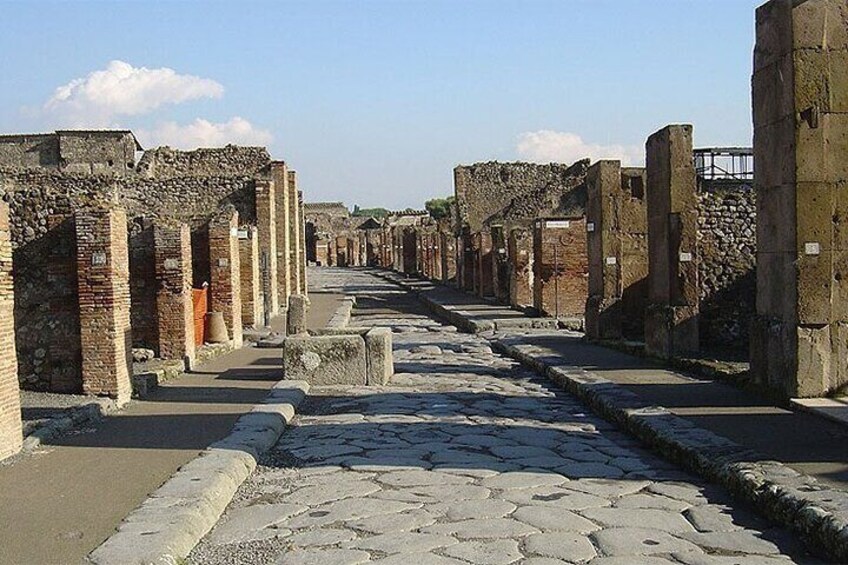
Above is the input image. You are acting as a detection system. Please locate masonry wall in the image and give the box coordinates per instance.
[129,219,158,351]
[153,223,195,367]
[0,135,59,169]
[272,162,291,308]
[288,171,301,294]
[491,226,510,304]
[750,0,848,397]
[255,178,278,316]
[440,232,457,284]
[585,161,649,340]
[136,145,270,178]
[697,185,757,348]
[533,218,588,318]
[239,227,262,328]
[75,208,132,404]
[508,227,534,308]
[209,210,242,347]
[645,125,700,358]
[0,200,22,461]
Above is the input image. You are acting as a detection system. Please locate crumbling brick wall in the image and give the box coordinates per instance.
[136,145,270,178]
[533,218,588,318]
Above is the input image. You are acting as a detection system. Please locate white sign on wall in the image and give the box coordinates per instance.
[546,220,571,229]
[586,222,595,232]
[805,242,821,256]
[679,252,693,262]
[605,256,617,265]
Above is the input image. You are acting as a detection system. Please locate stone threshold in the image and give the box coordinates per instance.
[491,337,848,562]
[87,379,311,565]
[20,397,118,453]
[791,397,848,428]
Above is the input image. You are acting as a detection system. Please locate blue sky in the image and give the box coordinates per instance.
[0,0,762,210]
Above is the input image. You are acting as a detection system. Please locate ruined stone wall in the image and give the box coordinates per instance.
[0,134,59,169]
[454,161,589,234]
[0,200,22,461]
[239,227,262,328]
[533,218,588,318]
[136,145,270,178]
[508,228,534,308]
[58,132,137,175]
[697,186,756,348]
[128,219,158,350]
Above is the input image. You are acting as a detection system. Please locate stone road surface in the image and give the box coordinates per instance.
[189,268,818,564]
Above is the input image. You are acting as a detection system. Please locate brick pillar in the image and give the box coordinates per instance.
[751,0,848,397]
[533,218,588,318]
[0,201,22,461]
[508,227,534,308]
[644,125,699,358]
[432,232,443,281]
[460,230,474,292]
[209,210,242,348]
[255,178,279,317]
[440,232,457,284]
[153,223,195,369]
[474,231,494,298]
[239,226,262,328]
[75,208,132,404]
[586,161,649,340]
[271,162,291,310]
[491,225,509,304]
[288,171,301,294]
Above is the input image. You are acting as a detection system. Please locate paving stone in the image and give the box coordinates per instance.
[206,503,305,545]
[367,552,466,564]
[555,462,626,479]
[346,509,440,534]
[423,518,539,539]
[288,528,357,547]
[590,527,704,556]
[489,445,560,460]
[348,531,458,553]
[282,480,381,506]
[581,507,694,533]
[683,505,751,533]
[678,531,782,555]
[525,531,597,562]
[442,539,523,565]
[376,470,472,487]
[521,559,572,565]
[406,484,492,501]
[588,557,677,565]
[481,471,567,490]
[501,486,610,510]
[286,498,421,529]
[277,548,371,565]
[512,505,599,532]
[615,493,691,512]
[445,499,517,520]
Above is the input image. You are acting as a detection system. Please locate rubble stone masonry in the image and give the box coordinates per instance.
[508,227,534,309]
[0,200,22,461]
[75,208,132,404]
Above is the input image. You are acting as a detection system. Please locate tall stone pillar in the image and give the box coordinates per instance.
[586,161,649,340]
[288,172,302,294]
[153,223,195,369]
[271,162,291,310]
[0,201,22,461]
[239,226,262,328]
[75,208,132,404]
[491,225,509,304]
[751,0,848,397]
[644,125,699,358]
[440,232,457,284]
[298,191,308,294]
[533,218,588,318]
[209,209,242,348]
[255,178,279,317]
[508,227,534,308]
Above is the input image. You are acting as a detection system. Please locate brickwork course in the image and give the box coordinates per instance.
[0,200,22,461]
[751,0,848,398]
[254,178,279,316]
[75,208,133,404]
[238,226,262,328]
[533,217,589,319]
[153,223,195,368]
[209,209,243,348]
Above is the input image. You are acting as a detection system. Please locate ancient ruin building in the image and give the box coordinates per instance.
[533,217,588,319]
[453,161,589,309]
[585,161,648,340]
[0,199,22,461]
[750,0,848,397]
[0,131,307,396]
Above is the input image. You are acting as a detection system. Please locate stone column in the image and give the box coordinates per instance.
[271,162,291,310]
[491,225,509,304]
[750,0,848,397]
[0,201,22,461]
[153,223,195,369]
[239,226,262,328]
[440,232,457,284]
[508,227,534,308]
[288,171,302,294]
[255,178,279,317]
[475,230,494,298]
[209,209,242,348]
[644,125,699,358]
[533,218,589,319]
[586,161,649,340]
[298,190,308,295]
[75,208,132,404]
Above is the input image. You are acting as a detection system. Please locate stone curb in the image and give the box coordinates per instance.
[491,336,848,562]
[326,295,356,328]
[87,380,311,565]
[21,398,118,452]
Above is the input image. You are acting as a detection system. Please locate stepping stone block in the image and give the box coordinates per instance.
[283,335,366,385]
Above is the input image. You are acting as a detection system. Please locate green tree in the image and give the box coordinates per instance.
[351,206,390,218]
[425,196,455,220]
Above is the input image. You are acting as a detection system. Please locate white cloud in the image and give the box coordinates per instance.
[44,60,224,126]
[137,117,273,149]
[517,130,642,166]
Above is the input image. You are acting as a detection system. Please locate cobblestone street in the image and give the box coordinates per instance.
[189,269,815,565]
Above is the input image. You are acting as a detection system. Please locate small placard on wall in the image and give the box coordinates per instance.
[164,258,180,270]
[546,220,571,229]
[230,227,239,237]
[587,222,595,232]
[91,251,107,266]
[679,252,693,262]
[605,256,617,265]
[218,258,230,267]
[237,229,250,240]
[497,248,506,254]
[805,242,821,256]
